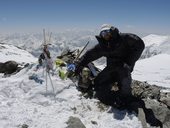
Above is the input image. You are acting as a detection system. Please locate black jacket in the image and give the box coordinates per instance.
[78,33,145,72]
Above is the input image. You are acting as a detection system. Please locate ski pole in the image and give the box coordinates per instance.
[45,68,48,93]
[48,72,55,93]
[74,41,89,61]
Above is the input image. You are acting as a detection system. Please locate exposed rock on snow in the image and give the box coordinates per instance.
[0,61,19,74]
[66,116,86,128]
[144,99,170,128]
[131,80,170,128]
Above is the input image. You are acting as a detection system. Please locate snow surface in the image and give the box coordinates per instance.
[1,33,170,128]
[132,54,170,88]
[0,44,142,128]
[0,43,37,64]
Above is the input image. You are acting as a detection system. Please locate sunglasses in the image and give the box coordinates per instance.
[101,30,111,37]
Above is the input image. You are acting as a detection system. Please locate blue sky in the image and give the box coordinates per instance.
[0,0,170,35]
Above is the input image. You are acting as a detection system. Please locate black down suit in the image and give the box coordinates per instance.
[78,33,145,106]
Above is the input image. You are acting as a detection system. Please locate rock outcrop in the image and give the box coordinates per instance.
[132,80,170,108]
[131,80,170,128]
[66,116,86,128]
[0,61,19,75]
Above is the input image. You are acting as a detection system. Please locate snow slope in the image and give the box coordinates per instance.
[0,44,142,128]
[133,34,170,88]
[95,33,170,88]
[0,43,37,63]
[132,54,170,88]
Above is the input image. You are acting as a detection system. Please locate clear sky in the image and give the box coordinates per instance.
[0,0,170,35]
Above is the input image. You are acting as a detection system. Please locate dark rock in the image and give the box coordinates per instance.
[144,99,170,128]
[21,124,29,128]
[130,80,170,128]
[0,62,4,72]
[91,120,98,125]
[66,116,86,128]
[131,80,161,99]
[0,61,19,74]
[131,80,170,108]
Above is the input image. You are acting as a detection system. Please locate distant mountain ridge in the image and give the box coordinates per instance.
[141,34,170,58]
[1,32,170,60]
[0,31,97,58]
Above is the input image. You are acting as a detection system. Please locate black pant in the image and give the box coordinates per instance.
[94,66,132,106]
